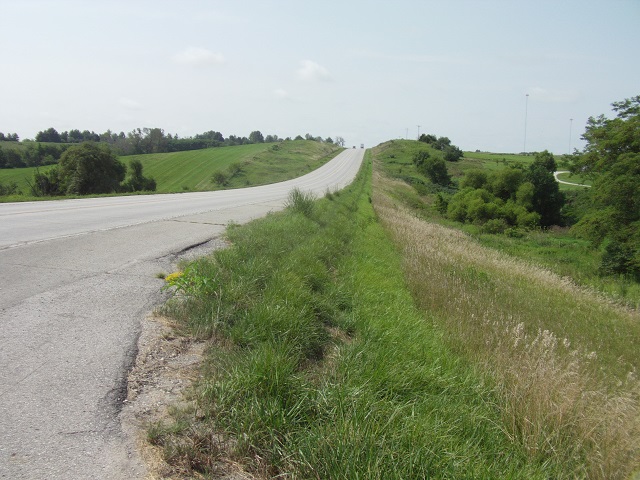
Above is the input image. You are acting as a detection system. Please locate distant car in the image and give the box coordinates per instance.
[360,144,364,148]
[352,146,356,148]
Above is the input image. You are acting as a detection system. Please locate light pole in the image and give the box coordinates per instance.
[417,125,421,140]
[523,93,529,153]
[569,118,573,154]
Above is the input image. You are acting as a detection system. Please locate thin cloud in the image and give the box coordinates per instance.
[297,60,332,82]
[173,47,225,67]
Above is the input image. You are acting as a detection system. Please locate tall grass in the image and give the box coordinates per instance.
[371,168,640,478]
[152,158,562,478]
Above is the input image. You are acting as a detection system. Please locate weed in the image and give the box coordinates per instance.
[285,187,316,217]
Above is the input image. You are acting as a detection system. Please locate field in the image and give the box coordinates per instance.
[149,153,640,478]
[0,165,51,195]
[0,140,341,200]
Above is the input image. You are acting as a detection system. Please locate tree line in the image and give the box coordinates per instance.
[0,127,344,169]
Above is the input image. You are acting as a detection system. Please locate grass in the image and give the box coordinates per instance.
[150,152,640,478]
[0,140,341,201]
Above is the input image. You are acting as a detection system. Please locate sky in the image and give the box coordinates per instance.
[1,0,638,154]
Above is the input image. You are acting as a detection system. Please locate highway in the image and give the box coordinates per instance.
[0,148,365,479]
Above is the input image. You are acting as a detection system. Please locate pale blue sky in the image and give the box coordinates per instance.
[1,0,638,153]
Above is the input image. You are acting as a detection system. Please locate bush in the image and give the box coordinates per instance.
[0,180,20,196]
[482,218,508,234]
[122,159,156,192]
[30,166,62,196]
[58,142,125,195]
[415,152,450,186]
[212,171,228,186]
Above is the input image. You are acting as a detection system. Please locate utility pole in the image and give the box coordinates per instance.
[569,118,573,154]
[523,93,529,153]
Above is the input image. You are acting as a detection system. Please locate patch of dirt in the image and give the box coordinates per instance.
[120,313,257,480]
[119,313,205,478]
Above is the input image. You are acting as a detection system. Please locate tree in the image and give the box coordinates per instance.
[532,150,557,172]
[434,136,452,151]
[571,95,640,277]
[443,145,463,162]
[58,143,126,195]
[525,163,564,226]
[418,133,437,144]
[35,127,62,143]
[249,130,264,143]
[414,150,450,186]
[334,136,345,147]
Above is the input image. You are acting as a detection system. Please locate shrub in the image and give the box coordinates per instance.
[122,159,156,192]
[482,218,508,234]
[0,180,20,196]
[58,142,125,195]
[212,171,228,186]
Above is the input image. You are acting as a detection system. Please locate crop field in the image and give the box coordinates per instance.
[125,143,269,192]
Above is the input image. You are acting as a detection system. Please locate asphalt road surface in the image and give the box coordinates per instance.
[0,148,365,479]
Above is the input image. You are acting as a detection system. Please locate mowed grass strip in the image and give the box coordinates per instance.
[152,157,565,478]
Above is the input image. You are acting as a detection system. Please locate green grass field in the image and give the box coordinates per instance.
[0,140,341,200]
[0,165,52,196]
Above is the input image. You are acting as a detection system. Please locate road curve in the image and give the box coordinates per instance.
[554,170,591,187]
[1,148,364,249]
[0,148,365,479]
